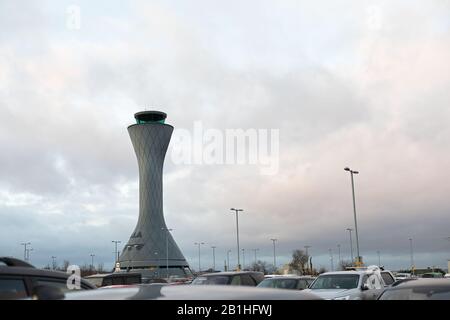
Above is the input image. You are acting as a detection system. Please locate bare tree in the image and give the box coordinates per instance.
[289,249,309,275]
[251,260,271,274]
[318,267,327,274]
[96,263,105,273]
[338,260,354,271]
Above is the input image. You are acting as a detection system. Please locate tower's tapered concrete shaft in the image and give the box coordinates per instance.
[118,111,189,272]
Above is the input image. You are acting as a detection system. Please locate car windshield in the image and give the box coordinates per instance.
[191,275,230,285]
[310,274,360,290]
[258,278,298,289]
[379,287,450,300]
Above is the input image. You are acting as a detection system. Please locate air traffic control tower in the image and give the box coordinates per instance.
[118,111,190,278]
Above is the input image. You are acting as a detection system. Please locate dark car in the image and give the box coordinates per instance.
[0,257,96,299]
[191,271,264,286]
[84,272,142,288]
[378,278,450,300]
[421,272,444,278]
[257,276,315,290]
[63,283,322,300]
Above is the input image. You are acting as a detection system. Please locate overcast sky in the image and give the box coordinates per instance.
[1,0,449,272]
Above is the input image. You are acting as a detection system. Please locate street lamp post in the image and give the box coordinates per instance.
[409,238,414,275]
[27,248,34,262]
[270,239,278,271]
[344,167,361,266]
[230,208,243,270]
[337,244,341,269]
[90,254,95,271]
[252,249,259,267]
[112,240,121,264]
[211,246,216,271]
[329,248,334,271]
[162,228,173,279]
[346,228,354,264]
[194,242,205,272]
[21,242,31,261]
[226,250,231,271]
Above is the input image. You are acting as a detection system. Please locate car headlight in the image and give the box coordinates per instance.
[333,295,350,300]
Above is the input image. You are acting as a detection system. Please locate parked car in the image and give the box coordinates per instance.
[257,276,315,290]
[378,278,450,300]
[303,265,386,300]
[421,272,444,278]
[191,271,264,286]
[0,257,95,299]
[63,283,323,300]
[84,272,142,288]
[394,273,411,281]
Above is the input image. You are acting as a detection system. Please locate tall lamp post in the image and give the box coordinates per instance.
[112,240,121,264]
[211,246,216,271]
[27,248,34,262]
[194,242,205,272]
[346,228,354,264]
[252,249,259,267]
[21,242,31,261]
[344,167,361,266]
[270,238,278,271]
[329,248,334,271]
[337,244,341,269]
[409,238,414,275]
[90,254,95,271]
[162,228,173,279]
[230,208,243,270]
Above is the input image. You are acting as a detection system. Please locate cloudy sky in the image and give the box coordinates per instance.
[1,0,449,272]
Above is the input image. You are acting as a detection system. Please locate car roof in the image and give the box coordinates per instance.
[390,278,450,289]
[65,284,322,300]
[318,271,365,276]
[85,272,141,279]
[0,265,72,279]
[262,276,315,280]
[198,271,263,276]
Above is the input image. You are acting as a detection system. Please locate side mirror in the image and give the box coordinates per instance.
[361,283,369,291]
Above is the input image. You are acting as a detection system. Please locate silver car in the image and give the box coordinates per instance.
[304,266,386,300]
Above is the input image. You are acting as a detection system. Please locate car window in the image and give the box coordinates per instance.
[230,275,241,286]
[0,278,28,299]
[191,276,230,285]
[36,279,73,293]
[240,274,256,286]
[297,279,308,290]
[310,274,360,290]
[381,272,395,286]
[361,275,368,288]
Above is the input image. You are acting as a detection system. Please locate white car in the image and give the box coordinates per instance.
[394,273,411,281]
[303,265,386,300]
